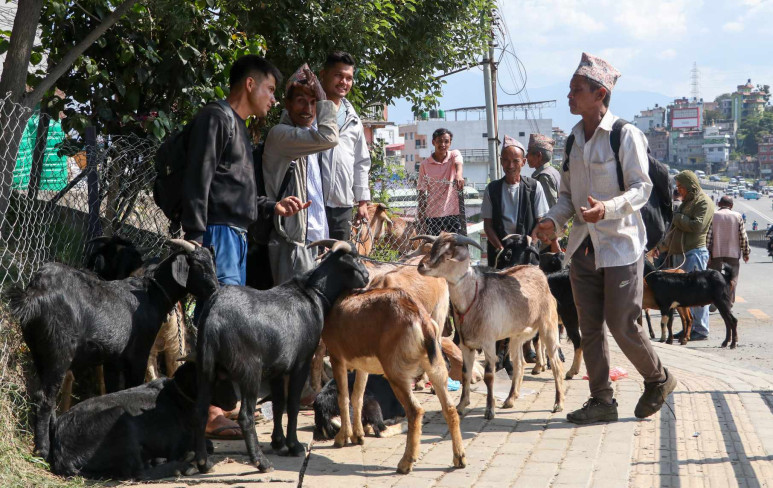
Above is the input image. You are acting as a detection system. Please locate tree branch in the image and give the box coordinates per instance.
[26,0,141,108]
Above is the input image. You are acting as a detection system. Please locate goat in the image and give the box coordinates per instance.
[643,259,737,347]
[352,203,393,256]
[641,268,693,344]
[48,361,237,480]
[192,240,369,474]
[5,240,218,459]
[417,233,565,419]
[322,287,466,474]
[313,372,405,441]
[83,235,145,281]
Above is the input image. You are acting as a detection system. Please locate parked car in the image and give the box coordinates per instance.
[743,191,761,200]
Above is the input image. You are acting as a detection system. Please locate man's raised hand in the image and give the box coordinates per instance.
[275,196,311,217]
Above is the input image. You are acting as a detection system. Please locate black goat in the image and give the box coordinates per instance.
[49,361,237,480]
[5,240,218,459]
[545,266,582,379]
[492,233,540,270]
[193,240,369,474]
[84,235,145,280]
[643,259,739,348]
[313,373,405,441]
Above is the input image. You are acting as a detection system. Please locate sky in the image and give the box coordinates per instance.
[387,0,773,131]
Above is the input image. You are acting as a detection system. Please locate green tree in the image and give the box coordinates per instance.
[738,111,773,155]
[230,0,495,113]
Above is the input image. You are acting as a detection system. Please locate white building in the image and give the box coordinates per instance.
[399,116,552,189]
[372,125,404,146]
[633,105,667,132]
[702,126,732,166]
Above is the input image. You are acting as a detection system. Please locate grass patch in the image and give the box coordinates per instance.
[0,305,94,488]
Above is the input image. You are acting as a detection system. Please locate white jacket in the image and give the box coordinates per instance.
[319,98,371,208]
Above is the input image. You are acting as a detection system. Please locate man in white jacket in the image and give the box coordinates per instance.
[318,51,372,240]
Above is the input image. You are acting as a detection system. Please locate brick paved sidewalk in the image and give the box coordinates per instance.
[139,338,773,488]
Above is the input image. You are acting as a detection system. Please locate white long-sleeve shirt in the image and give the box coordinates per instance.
[545,110,652,269]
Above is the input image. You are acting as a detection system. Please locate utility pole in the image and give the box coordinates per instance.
[482,9,499,182]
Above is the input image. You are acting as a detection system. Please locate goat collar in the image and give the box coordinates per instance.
[308,286,333,309]
[456,280,479,327]
[149,277,175,309]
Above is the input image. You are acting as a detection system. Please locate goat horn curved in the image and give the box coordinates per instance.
[307,239,338,249]
[167,239,197,253]
[501,233,523,242]
[410,234,438,243]
[451,234,483,251]
[331,241,353,253]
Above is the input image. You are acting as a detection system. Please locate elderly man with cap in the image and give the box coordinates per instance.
[482,135,549,267]
[707,195,748,305]
[533,52,676,424]
[527,133,561,208]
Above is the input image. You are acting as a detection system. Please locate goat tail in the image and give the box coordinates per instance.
[3,285,37,329]
[720,262,737,286]
[423,319,441,366]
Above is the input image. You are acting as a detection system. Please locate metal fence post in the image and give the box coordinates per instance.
[29,111,50,201]
[85,126,102,242]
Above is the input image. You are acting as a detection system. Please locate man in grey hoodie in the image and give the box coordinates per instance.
[318,51,372,241]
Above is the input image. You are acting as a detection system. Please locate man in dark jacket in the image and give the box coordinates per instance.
[181,55,308,439]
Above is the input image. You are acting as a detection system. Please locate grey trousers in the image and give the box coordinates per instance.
[570,246,666,403]
[708,257,740,303]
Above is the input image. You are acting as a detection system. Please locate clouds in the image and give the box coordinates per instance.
[722,21,744,32]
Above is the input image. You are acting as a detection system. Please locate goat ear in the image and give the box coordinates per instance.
[93,255,107,275]
[171,254,190,287]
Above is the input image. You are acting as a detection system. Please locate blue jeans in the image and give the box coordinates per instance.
[194,225,247,324]
[203,225,248,286]
[674,247,710,336]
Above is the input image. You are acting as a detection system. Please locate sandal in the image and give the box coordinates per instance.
[206,415,243,440]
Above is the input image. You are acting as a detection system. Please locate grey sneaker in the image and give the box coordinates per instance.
[635,368,677,419]
[566,398,618,424]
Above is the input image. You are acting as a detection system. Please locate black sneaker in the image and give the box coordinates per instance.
[635,368,677,419]
[566,398,618,424]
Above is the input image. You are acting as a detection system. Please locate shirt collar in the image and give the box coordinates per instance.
[570,109,617,141]
[430,151,452,164]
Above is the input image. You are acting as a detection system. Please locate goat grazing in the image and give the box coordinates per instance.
[48,361,237,480]
[5,240,218,459]
[192,240,369,474]
[313,373,405,441]
[417,233,565,418]
[323,286,466,474]
[643,259,738,347]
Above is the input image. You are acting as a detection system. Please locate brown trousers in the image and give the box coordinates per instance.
[570,246,666,404]
[708,257,739,303]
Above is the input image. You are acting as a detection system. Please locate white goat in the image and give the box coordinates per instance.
[417,232,565,418]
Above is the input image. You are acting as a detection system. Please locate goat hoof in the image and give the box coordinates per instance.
[680,338,687,346]
[501,398,515,409]
[333,432,348,448]
[351,435,365,446]
[553,403,564,413]
[257,461,274,473]
[659,337,666,343]
[270,436,286,451]
[206,439,214,455]
[454,453,467,469]
[721,341,728,348]
[183,451,195,463]
[730,342,737,349]
[397,457,414,474]
[279,442,306,457]
[531,366,543,375]
[484,408,495,420]
[183,464,198,476]
[197,459,214,473]
[565,372,576,380]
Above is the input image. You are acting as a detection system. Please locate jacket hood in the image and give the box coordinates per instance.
[675,170,701,198]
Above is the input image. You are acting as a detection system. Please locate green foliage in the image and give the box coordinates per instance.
[35,0,266,139]
[703,108,723,125]
[229,0,495,113]
[738,111,773,155]
[368,139,406,203]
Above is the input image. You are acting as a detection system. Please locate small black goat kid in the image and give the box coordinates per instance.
[313,373,405,441]
[5,240,218,459]
[643,259,738,348]
[84,235,145,281]
[193,240,369,474]
[49,361,237,480]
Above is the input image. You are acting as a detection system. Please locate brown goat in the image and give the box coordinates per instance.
[145,303,186,381]
[351,203,393,256]
[322,288,466,474]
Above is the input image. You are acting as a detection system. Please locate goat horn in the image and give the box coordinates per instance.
[167,239,196,253]
[501,233,523,242]
[410,234,438,243]
[331,241,353,253]
[376,203,388,210]
[451,234,483,251]
[307,239,338,249]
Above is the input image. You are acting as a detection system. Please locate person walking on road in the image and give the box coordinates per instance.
[659,170,714,340]
[707,195,749,306]
[533,52,676,424]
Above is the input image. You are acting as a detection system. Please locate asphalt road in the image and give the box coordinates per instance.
[650,182,773,374]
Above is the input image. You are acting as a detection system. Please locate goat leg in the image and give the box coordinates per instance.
[33,366,67,459]
[456,345,475,416]
[666,311,675,345]
[423,347,466,469]
[309,340,326,393]
[350,370,368,445]
[331,357,353,448]
[238,390,273,472]
[387,378,424,474]
[678,307,691,345]
[281,366,310,456]
[566,346,583,380]
[193,379,214,473]
[542,317,565,413]
[502,337,524,409]
[531,335,545,375]
[269,378,287,451]
[482,346,497,420]
[60,370,74,412]
[659,314,668,343]
[644,311,655,339]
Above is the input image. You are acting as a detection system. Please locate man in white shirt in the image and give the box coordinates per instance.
[533,53,676,424]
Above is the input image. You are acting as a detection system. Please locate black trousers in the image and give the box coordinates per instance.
[326,206,353,241]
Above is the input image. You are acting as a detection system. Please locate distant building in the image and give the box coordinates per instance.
[731,79,767,124]
[702,126,732,168]
[552,127,568,169]
[645,127,669,162]
[670,131,706,170]
[634,105,666,132]
[398,104,553,189]
[759,135,773,178]
[668,97,703,132]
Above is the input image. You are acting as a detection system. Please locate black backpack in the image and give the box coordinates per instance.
[153,100,235,223]
[564,119,673,250]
